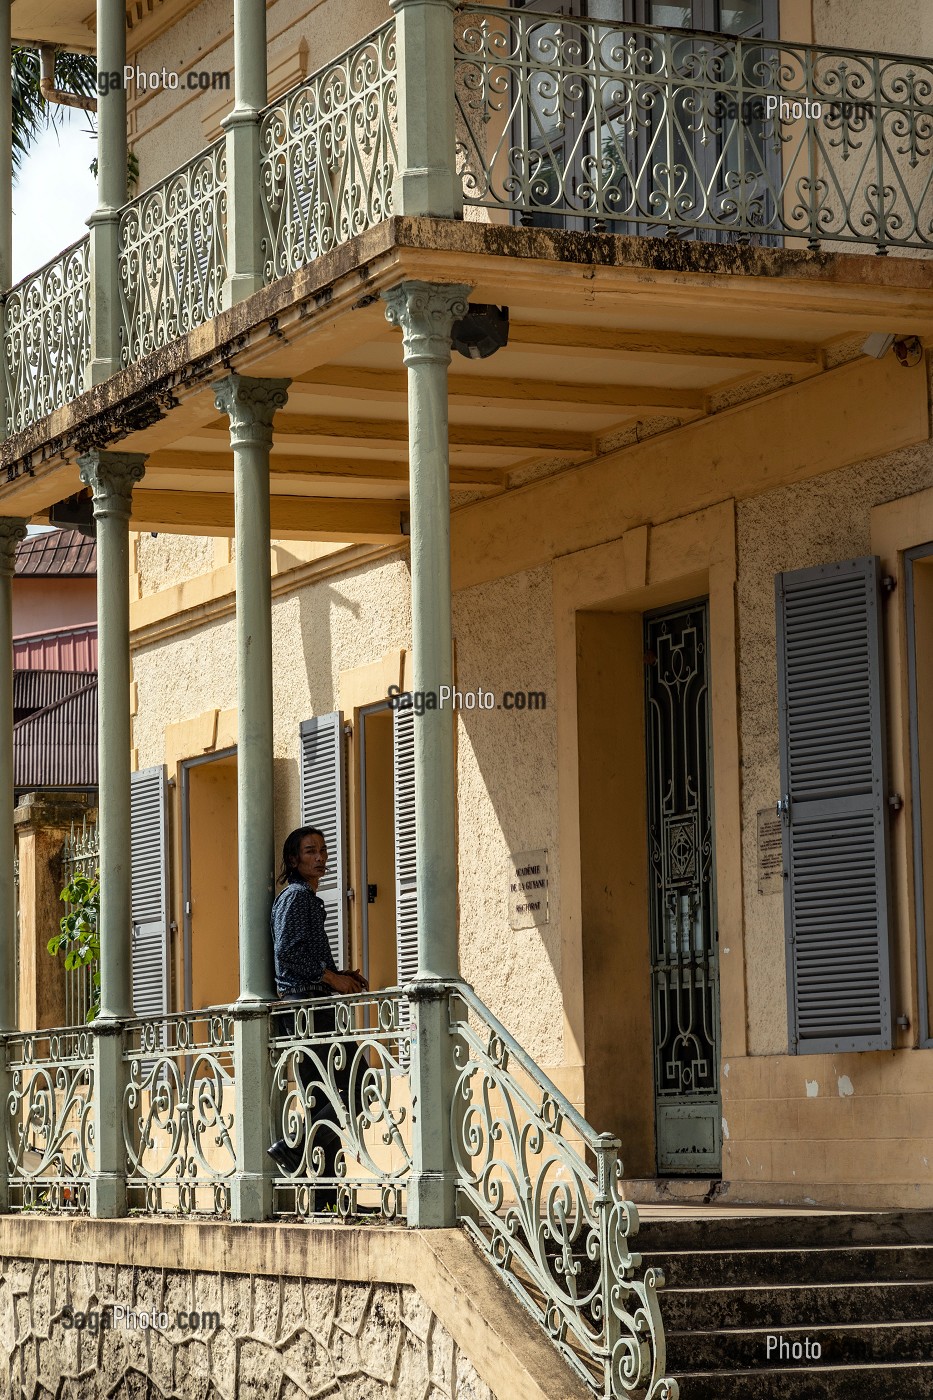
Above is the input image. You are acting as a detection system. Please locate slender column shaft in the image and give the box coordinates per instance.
[87,0,128,385]
[0,521,28,1033]
[384,281,469,980]
[384,280,469,1228]
[223,0,268,304]
[77,452,146,1020]
[390,0,461,217]
[212,375,289,1002]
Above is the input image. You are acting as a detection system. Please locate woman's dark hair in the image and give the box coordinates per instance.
[278,826,327,885]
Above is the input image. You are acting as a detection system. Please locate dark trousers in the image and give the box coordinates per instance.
[278,1001,363,1209]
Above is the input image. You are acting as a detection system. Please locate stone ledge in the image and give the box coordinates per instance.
[0,1217,592,1400]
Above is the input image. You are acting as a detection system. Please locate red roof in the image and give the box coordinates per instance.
[15,529,96,578]
[13,623,97,672]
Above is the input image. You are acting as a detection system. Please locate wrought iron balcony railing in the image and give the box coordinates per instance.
[3,984,673,1399]
[2,14,931,444]
[454,6,933,251]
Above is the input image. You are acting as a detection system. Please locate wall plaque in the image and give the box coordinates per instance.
[508,849,549,929]
[757,809,784,895]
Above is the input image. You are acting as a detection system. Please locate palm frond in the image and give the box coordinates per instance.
[11,48,97,175]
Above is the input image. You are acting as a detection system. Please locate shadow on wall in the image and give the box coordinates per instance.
[271,576,361,860]
[450,566,562,1065]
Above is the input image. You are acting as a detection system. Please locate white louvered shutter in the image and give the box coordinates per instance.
[130,765,170,1019]
[393,702,419,987]
[299,712,348,967]
[776,557,894,1054]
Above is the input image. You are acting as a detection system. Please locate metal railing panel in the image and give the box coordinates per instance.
[259,21,398,283]
[269,988,412,1220]
[118,139,228,367]
[5,1027,95,1212]
[450,985,677,1400]
[454,6,933,252]
[2,238,90,434]
[122,1008,236,1214]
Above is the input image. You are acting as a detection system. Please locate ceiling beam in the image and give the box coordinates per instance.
[143,450,506,492]
[505,322,823,368]
[130,490,408,543]
[202,415,595,455]
[292,366,706,416]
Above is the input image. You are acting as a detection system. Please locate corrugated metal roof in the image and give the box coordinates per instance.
[15,529,96,578]
[13,623,97,672]
[13,678,98,790]
[13,670,96,722]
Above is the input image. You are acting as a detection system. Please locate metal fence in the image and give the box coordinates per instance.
[454,7,933,252]
[61,812,99,1027]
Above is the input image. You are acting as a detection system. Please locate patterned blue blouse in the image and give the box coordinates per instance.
[270,879,337,997]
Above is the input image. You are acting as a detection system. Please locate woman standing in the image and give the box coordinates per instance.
[267,826,368,1207]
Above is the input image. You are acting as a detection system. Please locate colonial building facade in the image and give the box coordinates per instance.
[2,0,933,1396]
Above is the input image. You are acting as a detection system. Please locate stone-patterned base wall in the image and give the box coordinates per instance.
[0,1258,495,1400]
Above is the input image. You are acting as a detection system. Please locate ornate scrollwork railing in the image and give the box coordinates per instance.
[118,139,227,366]
[268,989,412,1220]
[259,22,398,283]
[122,1009,236,1214]
[450,985,677,1400]
[454,6,933,252]
[4,1027,95,1212]
[2,238,90,434]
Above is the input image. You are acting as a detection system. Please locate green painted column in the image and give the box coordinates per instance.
[391,0,462,218]
[223,0,269,304]
[383,280,470,1227]
[0,521,28,1035]
[77,452,146,1019]
[212,375,289,1004]
[87,0,129,386]
[76,451,145,1219]
[213,375,289,1221]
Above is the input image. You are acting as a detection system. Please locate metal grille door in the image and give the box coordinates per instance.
[645,601,721,1174]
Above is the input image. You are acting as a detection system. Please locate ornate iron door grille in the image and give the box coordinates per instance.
[644,600,721,1174]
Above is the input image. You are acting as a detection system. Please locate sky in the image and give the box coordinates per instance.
[12,105,98,284]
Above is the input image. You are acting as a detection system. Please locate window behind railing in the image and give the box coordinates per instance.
[61,812,99,1026]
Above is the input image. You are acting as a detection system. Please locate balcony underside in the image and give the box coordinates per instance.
[2,217,932,543]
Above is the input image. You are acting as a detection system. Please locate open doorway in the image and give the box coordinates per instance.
[180,749,239,1010]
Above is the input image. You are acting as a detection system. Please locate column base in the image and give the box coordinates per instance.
[231,1171,272,1223]
[407,1169,458,1229]
[85,357,122,389]
[223,272,265,307]
[91,1173,127,1219]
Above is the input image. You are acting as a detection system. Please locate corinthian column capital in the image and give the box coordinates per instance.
[212,375,291,448]
[0,520,28,577]
[77,451,147,521]
[382,281,472,366]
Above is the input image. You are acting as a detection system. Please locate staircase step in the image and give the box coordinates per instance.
[667,1320,933,1371]
[661,1280,933,1329]
[635,1208,933,1252]
[674,1359,933,1400]
[643,1243,933,1287]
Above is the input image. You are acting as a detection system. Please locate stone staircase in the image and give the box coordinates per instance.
[637,1208,933,1399]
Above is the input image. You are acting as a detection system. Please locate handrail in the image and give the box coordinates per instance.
[450,985,678,1400]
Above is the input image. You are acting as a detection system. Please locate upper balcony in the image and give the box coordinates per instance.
[2,6,933,450]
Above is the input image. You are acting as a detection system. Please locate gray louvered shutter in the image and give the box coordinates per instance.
[393,702,419,987]
[299,712,347,967]
[130,765,170,1019]
[776,557,893,1054]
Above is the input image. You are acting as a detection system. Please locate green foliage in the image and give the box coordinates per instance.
[48,873,101,1022]
[89,147,140,193]
[11,47,98,177]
